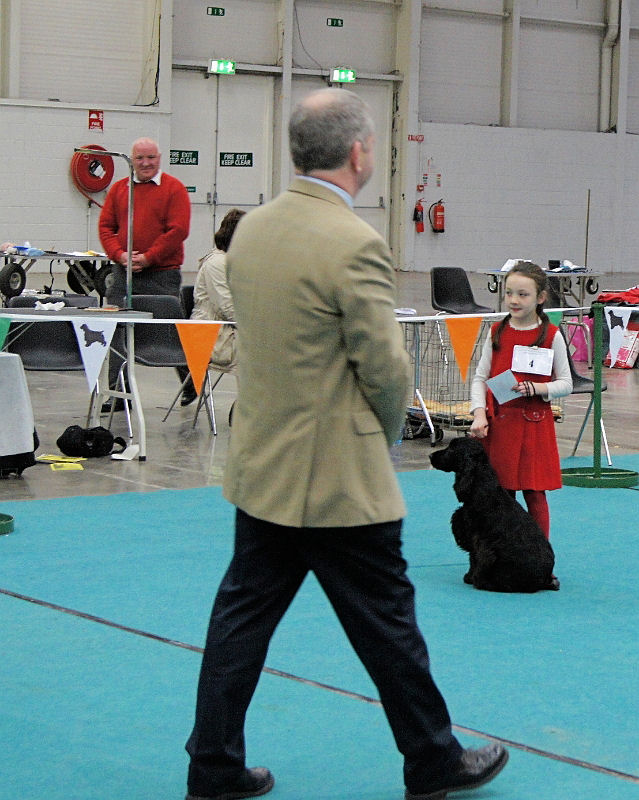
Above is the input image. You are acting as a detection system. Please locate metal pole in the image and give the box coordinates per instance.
[125,163,134,309]
[584,188,591,268]
[592,303,603,477]
[73,148,134,309]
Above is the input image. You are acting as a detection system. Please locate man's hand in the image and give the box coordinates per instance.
[119,251,149,271]
[131,251,149,271]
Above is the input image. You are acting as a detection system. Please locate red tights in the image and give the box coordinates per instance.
[507,489,550,539]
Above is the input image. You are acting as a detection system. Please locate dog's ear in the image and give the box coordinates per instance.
[470,439,489,465]
[454,467,475,500]
[453,440,482,499]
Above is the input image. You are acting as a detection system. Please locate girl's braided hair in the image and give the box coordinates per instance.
[492,260,550,350]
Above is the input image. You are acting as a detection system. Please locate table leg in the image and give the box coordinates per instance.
[125,322,146,461]
[88,323,147,460]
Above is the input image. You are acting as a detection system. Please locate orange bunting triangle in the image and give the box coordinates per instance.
[445,316,484,382]
[175,322,222,394]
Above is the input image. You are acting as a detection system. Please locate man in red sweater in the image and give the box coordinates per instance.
[99,137,194,408]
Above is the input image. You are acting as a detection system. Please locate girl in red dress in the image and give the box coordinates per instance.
[470,261,572,571]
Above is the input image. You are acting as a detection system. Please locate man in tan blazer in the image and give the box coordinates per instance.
[185,88,508,800]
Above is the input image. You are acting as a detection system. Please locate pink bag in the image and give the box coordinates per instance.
[564,317,594,362]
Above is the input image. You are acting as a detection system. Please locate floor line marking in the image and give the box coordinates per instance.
[2,587,637,785]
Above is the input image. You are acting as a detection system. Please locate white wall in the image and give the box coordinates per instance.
[3,0,639,291]
[0,103,172,256]
[409,123,630,273]
[406,0,639,277]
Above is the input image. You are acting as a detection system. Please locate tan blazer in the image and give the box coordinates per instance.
[223,179,411,527]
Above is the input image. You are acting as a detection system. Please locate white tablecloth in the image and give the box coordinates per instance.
[0,352,35,456]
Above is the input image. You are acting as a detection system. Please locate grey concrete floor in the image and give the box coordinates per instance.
[2,269,638,503]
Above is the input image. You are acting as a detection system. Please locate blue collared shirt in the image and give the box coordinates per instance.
[296,175,353,209]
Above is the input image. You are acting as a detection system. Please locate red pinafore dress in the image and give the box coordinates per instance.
[483,322,562,492]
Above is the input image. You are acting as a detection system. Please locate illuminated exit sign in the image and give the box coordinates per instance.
[327,18,343,27]
[208,59,236,75]
[330,67,356,84]
[207,7,225,15]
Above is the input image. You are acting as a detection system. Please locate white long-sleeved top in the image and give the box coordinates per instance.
[191,247,237,370]
[470,323,573,413]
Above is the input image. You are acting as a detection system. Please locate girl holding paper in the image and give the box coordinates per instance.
[470,261,572,564]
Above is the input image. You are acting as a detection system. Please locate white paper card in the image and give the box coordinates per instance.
[511,345,554,376]
[486,370,520,404]
[111,444,139,461]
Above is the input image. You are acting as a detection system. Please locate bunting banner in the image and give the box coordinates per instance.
[444,316,484,382]
[546,310,563,327]
[72,318,117,392]
[0,317,10,350]
[604,306,632,368]
[176,322,222,394]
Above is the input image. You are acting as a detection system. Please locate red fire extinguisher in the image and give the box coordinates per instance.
[413,199,425,233]
[429,199,445,233]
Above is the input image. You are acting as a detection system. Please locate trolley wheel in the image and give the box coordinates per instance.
[487,276,499,294]
[94,264,115,299]
[430,426,444,446]
[585,278,599,295]
[0,263,27,298]
[66,261,96,295]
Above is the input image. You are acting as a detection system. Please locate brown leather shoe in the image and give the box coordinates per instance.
[186,767,274,800]
[405,743,508,799]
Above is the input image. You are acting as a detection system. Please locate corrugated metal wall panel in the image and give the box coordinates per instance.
[173,0,278,64]
[420,3,604,132]
[518,22,602,132]
[419,11,503,125]
[18,0,156,104]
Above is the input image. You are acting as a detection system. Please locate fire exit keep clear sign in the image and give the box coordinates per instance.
[219,152,253,167]
[170,150,199,165]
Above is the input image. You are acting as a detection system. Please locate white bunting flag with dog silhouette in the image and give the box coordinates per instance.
[604,306,632,368]
[72,319,117,392]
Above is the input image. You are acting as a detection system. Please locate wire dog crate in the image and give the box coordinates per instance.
[399,315,564,445]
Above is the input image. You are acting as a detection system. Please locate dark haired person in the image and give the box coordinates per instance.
[190,208,245,372]
[470,260,572,564]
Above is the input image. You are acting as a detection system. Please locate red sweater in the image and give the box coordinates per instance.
[99,172,191,270]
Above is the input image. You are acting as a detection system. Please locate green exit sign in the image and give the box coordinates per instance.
[327,17,343,27]
[208,59,236,75]
[207,7,225,15]
[330,67,356,84]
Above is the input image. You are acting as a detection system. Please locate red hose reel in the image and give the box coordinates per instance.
[70,144,115,207]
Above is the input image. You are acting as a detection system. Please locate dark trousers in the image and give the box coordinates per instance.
[185,509,462,795]
[105,265,189,390]
[106,264,182,309]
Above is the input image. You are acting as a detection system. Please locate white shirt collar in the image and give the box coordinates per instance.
[133,169,162,185]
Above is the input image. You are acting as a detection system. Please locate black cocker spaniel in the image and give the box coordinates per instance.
[430,436,556,593]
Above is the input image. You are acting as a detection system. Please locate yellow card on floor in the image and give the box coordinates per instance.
[50,462,84,471]
[37,454,86,463]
